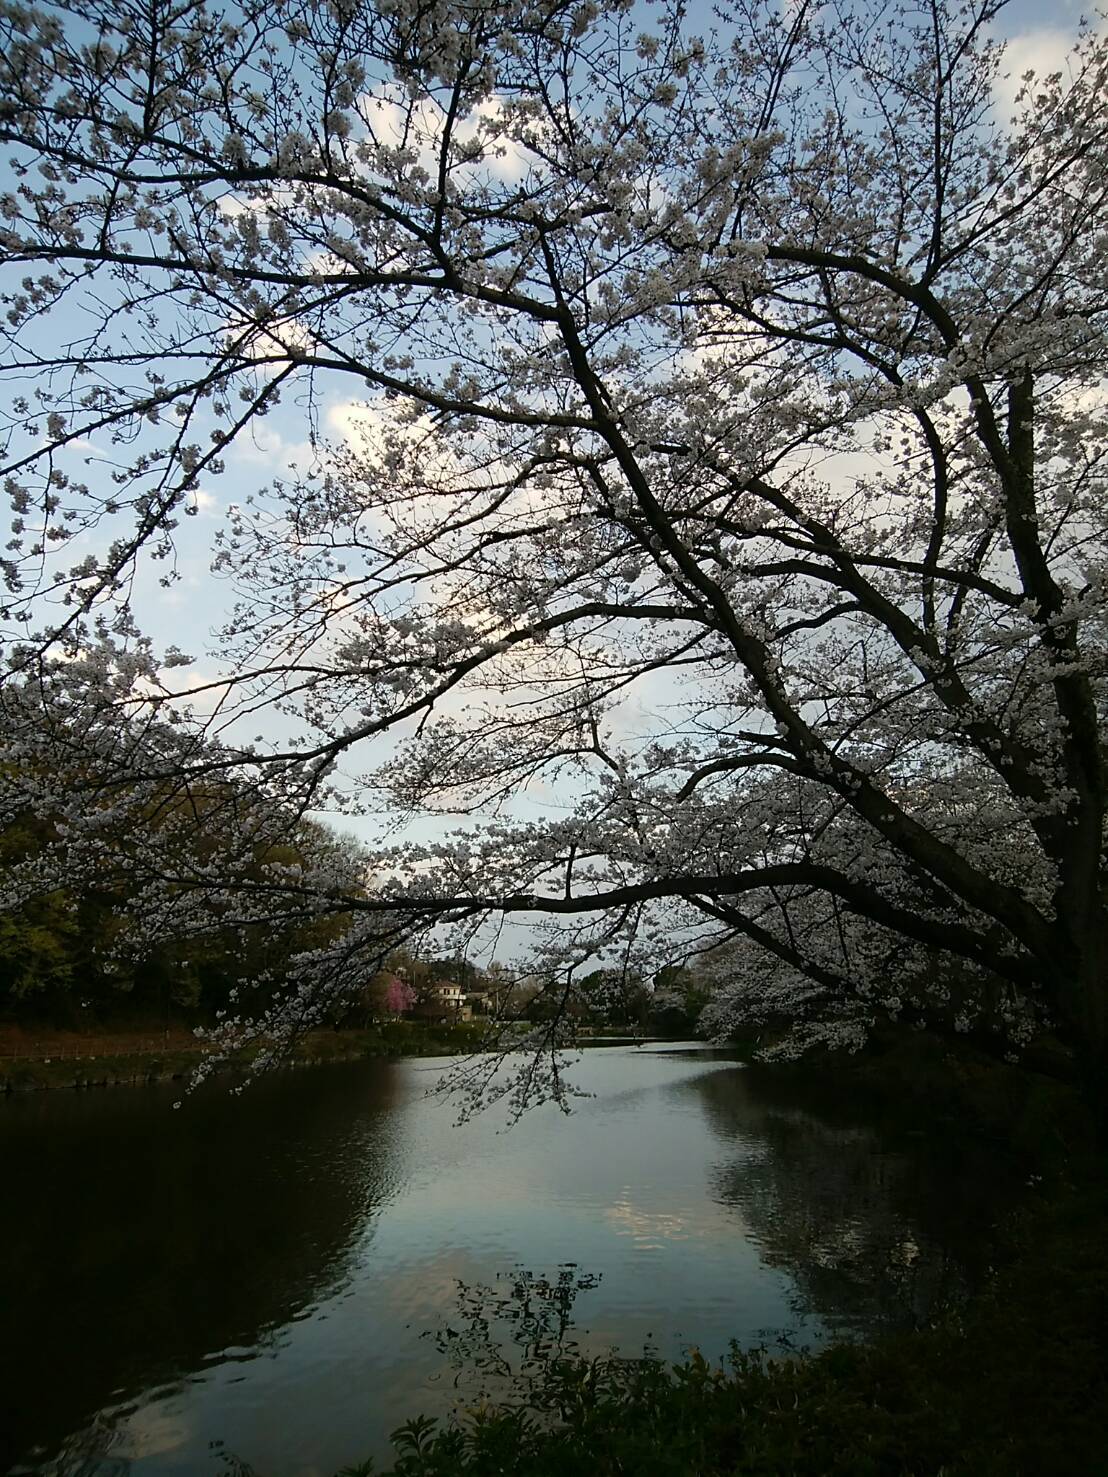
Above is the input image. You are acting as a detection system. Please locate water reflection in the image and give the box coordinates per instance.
[1,1062,404,1474]
[424,1264,604,1407]
[0,1050,1025,1477]
[689,1066,1016,1335]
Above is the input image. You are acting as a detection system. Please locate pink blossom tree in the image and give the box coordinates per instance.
[383,976,417,1017]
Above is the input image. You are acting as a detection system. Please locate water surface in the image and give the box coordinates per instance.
[1,1046,1016,1476]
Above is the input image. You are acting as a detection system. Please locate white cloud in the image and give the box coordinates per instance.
[362,90,534,187]
[189,487,220,517]
[227,417,315,472]
[993,25,1084,122]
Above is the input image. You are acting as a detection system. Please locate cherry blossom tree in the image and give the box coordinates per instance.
[0,0,1106,1110]
[383,974,416,1015]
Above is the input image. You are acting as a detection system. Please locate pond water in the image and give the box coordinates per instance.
[1,1046,1019,1477]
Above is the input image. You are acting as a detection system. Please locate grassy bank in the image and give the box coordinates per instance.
[294,1021,491,1063]
[0,1046,206,1091]
[0,1023,748,1092]
[0,1021,491,1092]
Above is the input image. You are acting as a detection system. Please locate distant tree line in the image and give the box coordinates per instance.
[349,952,714,1036]
[0,692,370,1031]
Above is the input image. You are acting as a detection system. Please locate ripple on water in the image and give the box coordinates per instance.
[2,1049,1021,1477]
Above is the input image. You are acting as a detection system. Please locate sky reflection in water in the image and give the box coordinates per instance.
[1,1047,1017,1477]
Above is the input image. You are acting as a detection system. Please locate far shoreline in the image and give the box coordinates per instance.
[0,1023,713,1094]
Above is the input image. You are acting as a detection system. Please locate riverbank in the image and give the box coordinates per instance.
[0,1024,732,1093]
[0,1021,490,1092]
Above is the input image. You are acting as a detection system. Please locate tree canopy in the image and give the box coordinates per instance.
[0,679,374,1029]
[0,0,1105,1108]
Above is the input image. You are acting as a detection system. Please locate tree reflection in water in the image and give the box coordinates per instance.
[2,1053,1029,1477]
[424,1265,604,1411]
[1,1062,404,1476]
[420,1064,1019,1416]
[688,1066,1020,1338]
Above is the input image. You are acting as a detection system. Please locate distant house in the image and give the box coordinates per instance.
[415,979,470,1022]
